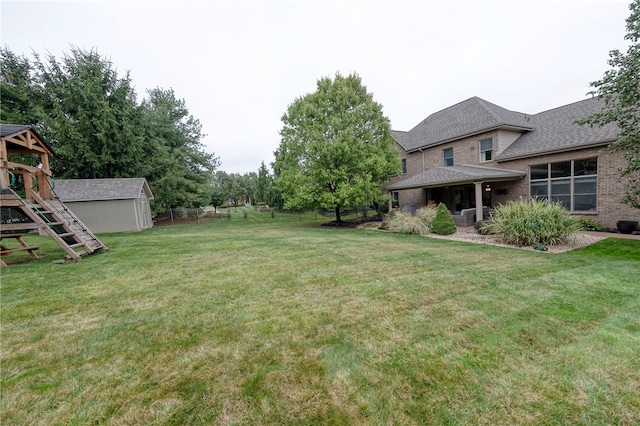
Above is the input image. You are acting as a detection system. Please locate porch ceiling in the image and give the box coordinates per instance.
[387,165,525,190]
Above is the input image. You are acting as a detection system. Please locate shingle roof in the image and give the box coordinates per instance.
[0,123,55,154]
[0,124,31,138]
[495,97,619,161]
[396,97,534,152]
[387,165,525,190]
[54,178,154,202]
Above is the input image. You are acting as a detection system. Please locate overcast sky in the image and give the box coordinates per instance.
[1,0,632,174]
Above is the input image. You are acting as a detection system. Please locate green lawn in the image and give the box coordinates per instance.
[1,218,639,425]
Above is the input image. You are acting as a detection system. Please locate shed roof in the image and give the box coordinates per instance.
[387,165,525,190]
[54,178,154,202]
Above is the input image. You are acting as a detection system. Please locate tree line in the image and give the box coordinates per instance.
[210,162,283,211]
[1,47,398,220]
[1,46,222,215]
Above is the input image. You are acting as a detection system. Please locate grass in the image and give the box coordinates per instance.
[1,217,639,425]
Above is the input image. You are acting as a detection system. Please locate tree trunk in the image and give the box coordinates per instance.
[335,206,342,223]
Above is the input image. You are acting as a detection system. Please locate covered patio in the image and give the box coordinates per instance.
[387,165,526,225]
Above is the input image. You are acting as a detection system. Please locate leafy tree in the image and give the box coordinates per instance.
[580,0,640,209]
[267,183,284,210]
[239,172,257,205]
[210,171,228,211]
[273,72,401,222]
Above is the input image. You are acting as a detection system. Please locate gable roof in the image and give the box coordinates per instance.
[54,178,154,202]
[495,97,619,161]
[387,165,525,190]
[396,97,534,152]
[390,130,410,149]
[0,123,54,155]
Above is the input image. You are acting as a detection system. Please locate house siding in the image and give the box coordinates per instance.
[388,140,639,229]
[496,130,522,155]
[64,198,153,233]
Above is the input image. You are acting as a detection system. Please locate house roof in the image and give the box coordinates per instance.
[396,97,534,152]
[0,123,55,155]
[390,130,410,149]
[387,165,525,190]
[495,97,619,161]
[391,96,619,160]
[54,178,154,202]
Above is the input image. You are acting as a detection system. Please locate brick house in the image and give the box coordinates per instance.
[385,96,639,229]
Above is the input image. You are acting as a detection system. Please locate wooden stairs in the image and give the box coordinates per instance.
[1,188,107,264]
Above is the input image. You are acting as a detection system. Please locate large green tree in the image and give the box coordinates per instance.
[141,87,219,212]
[0,48,41,126]
[273,72,400,222]
[0,47,219,214]
[32,47,150,179]
[580,0,640,209]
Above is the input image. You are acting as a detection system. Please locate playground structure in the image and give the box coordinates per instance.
[0,125,107,266]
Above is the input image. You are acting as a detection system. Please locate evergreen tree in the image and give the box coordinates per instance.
[431,203,457,235]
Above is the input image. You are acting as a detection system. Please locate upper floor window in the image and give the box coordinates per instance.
[480,138,493,162]
[401,159,407,174]
[530,158,597,212]
[443,148,453,167]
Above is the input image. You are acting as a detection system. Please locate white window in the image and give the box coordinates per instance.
[480,138,493,162]
[443,148,453,167]
[401,159,407,174]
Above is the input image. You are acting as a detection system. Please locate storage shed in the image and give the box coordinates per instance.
[54,178,154,233]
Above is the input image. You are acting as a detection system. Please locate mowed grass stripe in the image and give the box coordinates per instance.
[1,219,639,425]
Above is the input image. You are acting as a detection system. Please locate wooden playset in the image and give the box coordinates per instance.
[0,125,107,266]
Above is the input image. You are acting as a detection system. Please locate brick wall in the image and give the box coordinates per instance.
[495,147,639,229]
[386,138,639,229]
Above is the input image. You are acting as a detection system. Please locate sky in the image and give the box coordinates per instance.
[1,0,632,174]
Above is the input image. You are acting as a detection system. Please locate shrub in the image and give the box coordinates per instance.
[475,219,494,235]
[415,206,438,229]
[386,211,430,235]
[431,203,457,235]
[575,217,608,232]
[482,198,579,246]
[382,206,436,235]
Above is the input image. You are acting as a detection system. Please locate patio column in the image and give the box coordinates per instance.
[474,181,483,223]
[388,191,393,212]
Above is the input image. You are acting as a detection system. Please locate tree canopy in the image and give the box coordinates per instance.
[580,0,640,209]
[0,47,219,214]
[273,72,400,222]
